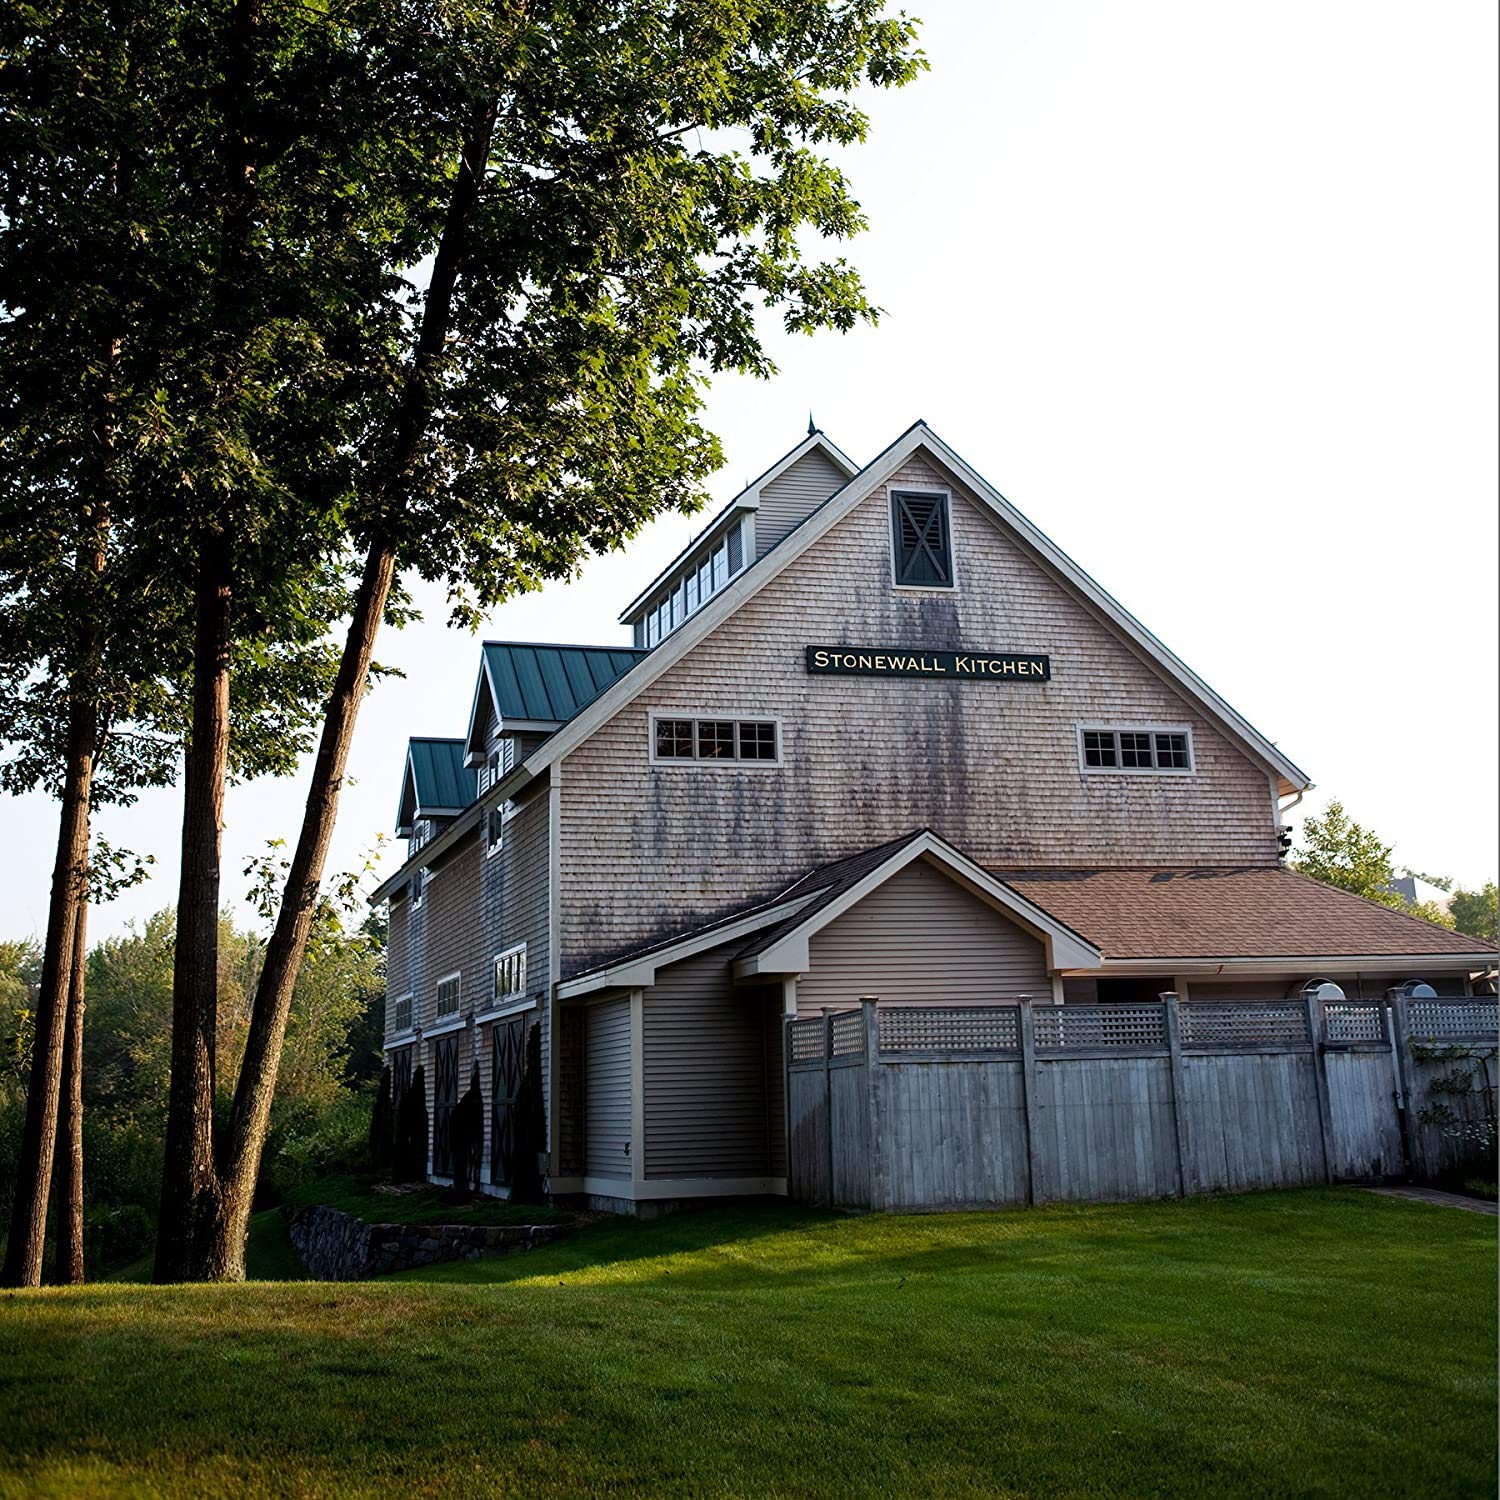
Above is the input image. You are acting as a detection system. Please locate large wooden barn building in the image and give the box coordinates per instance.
[370,422,1494,1211]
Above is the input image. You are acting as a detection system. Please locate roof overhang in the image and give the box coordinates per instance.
[504,421,1312,801]
[732,832,1102,980]
[618,429,857,624]
[1073,953,1499,977]
[556,892,825,998]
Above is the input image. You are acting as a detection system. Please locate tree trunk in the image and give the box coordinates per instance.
[51,900,88,1285]
[202,101,500,1277]
[0,700,94,1288]
[154,542,233,1282]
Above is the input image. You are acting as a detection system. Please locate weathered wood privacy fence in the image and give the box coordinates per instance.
[784,997,1498,1210]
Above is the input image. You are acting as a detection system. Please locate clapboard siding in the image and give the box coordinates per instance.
[585,998,632,1179]
[559,452,1281,974]
[797,857,1050,1015]
[755,447,849,556]
[642,946,778,1179]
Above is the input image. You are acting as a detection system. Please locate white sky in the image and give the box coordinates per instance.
[4,0,1496,943]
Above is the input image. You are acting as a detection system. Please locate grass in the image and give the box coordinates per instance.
[278,1172,574,1228]
[0,1188,1493,1498]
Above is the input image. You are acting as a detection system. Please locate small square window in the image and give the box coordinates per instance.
[1082,731,1117,768]
[697,720,736,758]
[1155,733,1189,769]
[655,718,694,758]
[1119,732,1153,768]
[738,721,777,760]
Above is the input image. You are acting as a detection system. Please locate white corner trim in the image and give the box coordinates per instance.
[556,891,825,998]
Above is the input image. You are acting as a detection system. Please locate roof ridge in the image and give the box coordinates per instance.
[481,639,645,653]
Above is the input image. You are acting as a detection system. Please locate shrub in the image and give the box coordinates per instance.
[83,1202,153,1272]
[263,1092,373,1205]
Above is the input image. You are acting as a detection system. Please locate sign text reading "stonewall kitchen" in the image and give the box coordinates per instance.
[805,647,1050,681]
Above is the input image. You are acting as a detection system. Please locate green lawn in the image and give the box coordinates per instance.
[277,1172,575,1228]
[1,1189,1493,1498]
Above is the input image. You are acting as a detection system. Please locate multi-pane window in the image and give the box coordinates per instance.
[392,993,414,1032]
[1081,727,1193,773]
[494,944,527,1003]
[654,716,780,764]
[892,491,953,588]
[435,972,462,1017]
[642,519,750,647]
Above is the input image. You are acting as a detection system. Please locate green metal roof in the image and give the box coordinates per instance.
[396,738,477,833]
[481,642,646,725]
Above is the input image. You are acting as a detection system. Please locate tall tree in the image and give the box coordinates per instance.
[157,0,925,1281]
[1449,883,1498,944]
[1294,800,1455,928]
[0,0,363,1284]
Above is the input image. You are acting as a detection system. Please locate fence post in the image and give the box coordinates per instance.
[1305,996,1335,1183]
[782,1013,794,1199]
[822,1008,835,1207]
[861,998,883,1211]
[1388,996,1421,1181]
[1018,999,1044,1206]
[1162,994,1191,1197]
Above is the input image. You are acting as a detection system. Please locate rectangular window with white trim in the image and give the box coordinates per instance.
[651,714,781,766]
[494,944,527,1004]
[392,993,414,1032]
[1079,725,1194,774]
[435,972,462,1018]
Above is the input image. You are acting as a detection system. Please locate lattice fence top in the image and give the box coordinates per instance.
[1180,1002,1310,1048]
[1322,1003,1386,1044]
[831,1009,867,1057]
[1034,1004,1165,1050]
[878,1006,1020,1054]
[788,1018,826,1062]
[1407,1000,1498,1042]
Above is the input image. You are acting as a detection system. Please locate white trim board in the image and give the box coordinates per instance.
[557,892,825,998]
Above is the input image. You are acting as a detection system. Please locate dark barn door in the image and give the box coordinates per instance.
[490,1016,529,1186]
[432,1034,461,1178]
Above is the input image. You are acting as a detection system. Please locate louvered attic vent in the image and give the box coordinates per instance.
[892,491,952,587]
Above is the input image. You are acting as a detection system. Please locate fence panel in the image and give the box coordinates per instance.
[1324,1048,1405,1180]
[1034,1003,1165,1051]
[878,1005,1020,1055]
[1181,1002,1309,1049]
[1179,1052,1325,1193]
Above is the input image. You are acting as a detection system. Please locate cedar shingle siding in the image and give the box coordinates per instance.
[558,454,1280,975]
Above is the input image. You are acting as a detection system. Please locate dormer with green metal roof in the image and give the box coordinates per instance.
[394,738,478,840]
[463,641,647,767]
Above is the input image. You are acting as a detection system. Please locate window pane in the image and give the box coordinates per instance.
[738,721,777,760]
[1155,733,1189,769]
[655,718,694,758]
[712,546,728,591]
[697,720,736,758]
[1082,731,1116,768]
[647,609,661,647]
[685,573,699,613]
[1119,732,1153,768]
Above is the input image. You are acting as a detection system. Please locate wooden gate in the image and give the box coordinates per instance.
[489,1016,529,1185]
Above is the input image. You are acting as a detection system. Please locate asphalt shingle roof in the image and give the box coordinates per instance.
[994,866,1496,960]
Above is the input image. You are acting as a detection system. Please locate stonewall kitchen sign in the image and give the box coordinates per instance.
[805,646,1051,681]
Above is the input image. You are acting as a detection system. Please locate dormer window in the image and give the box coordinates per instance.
[641,518,749,647]
[892,490,953,589]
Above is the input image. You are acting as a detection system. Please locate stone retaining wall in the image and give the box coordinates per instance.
[288,1204,565,1281]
